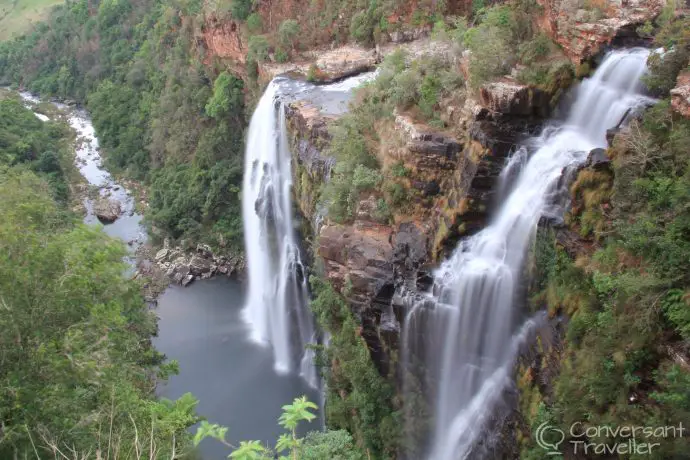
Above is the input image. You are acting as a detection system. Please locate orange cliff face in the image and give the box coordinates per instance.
[199,0,475,72]
[202,16,246,65]
[537,0,665,63]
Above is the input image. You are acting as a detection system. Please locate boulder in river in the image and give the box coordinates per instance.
[94,198,121,223]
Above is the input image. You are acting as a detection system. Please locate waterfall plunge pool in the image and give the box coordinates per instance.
[154,277,320,458]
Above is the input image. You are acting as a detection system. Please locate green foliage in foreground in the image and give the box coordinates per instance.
[196,396,364,460]
[309,276,400,458]
[0,0,247,253]
[0,168,199,457]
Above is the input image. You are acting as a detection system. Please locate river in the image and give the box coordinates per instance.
[18,91,320,458]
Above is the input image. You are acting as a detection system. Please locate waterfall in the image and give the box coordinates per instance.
[402,49,652,459]
[241,72,375,388]
[242,80,318,387]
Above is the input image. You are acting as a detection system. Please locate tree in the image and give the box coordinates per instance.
[0,168,199,457]
[206,71,244,119]
[278,19,300,52]
[196,396,364,459]
[248,35,270,62]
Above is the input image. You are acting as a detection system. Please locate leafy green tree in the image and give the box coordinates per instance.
[278,19,300,52]
[206,71,245,120]
[248,35,270,62]
[0,168,198,457]
[195,396,361,459]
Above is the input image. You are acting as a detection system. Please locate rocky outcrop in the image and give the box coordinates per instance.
[480,80,550,117]
[319,222,394,307]
[94,198,121,223]
[264,37,452,83]
[265,46,377,83]
[154,242,245,286]
[285,78,550,381]
[671,70,690,118]
[537,0,664,62]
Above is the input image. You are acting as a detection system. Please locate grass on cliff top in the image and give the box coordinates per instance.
[0,0,64,40]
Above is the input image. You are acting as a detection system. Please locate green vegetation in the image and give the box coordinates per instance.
[0,96,72,201]
[320,49,464,224]
[521,15,690,457]
[0,103,198,457]
[0,0,64,40]
[197,396,364,459]
[310,276,400,457]
[0,0,246,253]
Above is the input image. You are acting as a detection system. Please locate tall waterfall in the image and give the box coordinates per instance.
[242,81,318,387]
[402,49,652,459]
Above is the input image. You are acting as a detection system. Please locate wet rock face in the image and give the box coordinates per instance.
[671,71,690,118]
[285,102,335,221]
[537,0,664,62]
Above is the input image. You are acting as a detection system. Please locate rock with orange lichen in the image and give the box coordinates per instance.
[671,71,690,118]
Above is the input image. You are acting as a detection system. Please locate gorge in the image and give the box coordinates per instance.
[1,0,689,458]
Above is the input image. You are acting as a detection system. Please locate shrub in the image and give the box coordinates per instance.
[246,12,262,34]
[465,26,513,88]
[274,48,289,63]
[518,32,552,65]
[278,19,300,51]
[350,6,379,45]
[644,49,689,96]
[418,74,440,119]
[247,35,270,62]
[229,0,252,21]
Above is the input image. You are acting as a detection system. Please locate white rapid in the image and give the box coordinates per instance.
[402,49,652,459]
[242,80,318,386]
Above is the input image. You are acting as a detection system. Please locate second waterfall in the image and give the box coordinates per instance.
[242,81,318,387]
[402,49,653,459]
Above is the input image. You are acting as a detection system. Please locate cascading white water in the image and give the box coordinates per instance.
[242,72,376,388]
[402,49,652,459]
[242,81,318,386]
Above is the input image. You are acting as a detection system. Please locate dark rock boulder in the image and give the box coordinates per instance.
[189,255,213,276]
[94,198,121,223]
[585,148,611,170]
